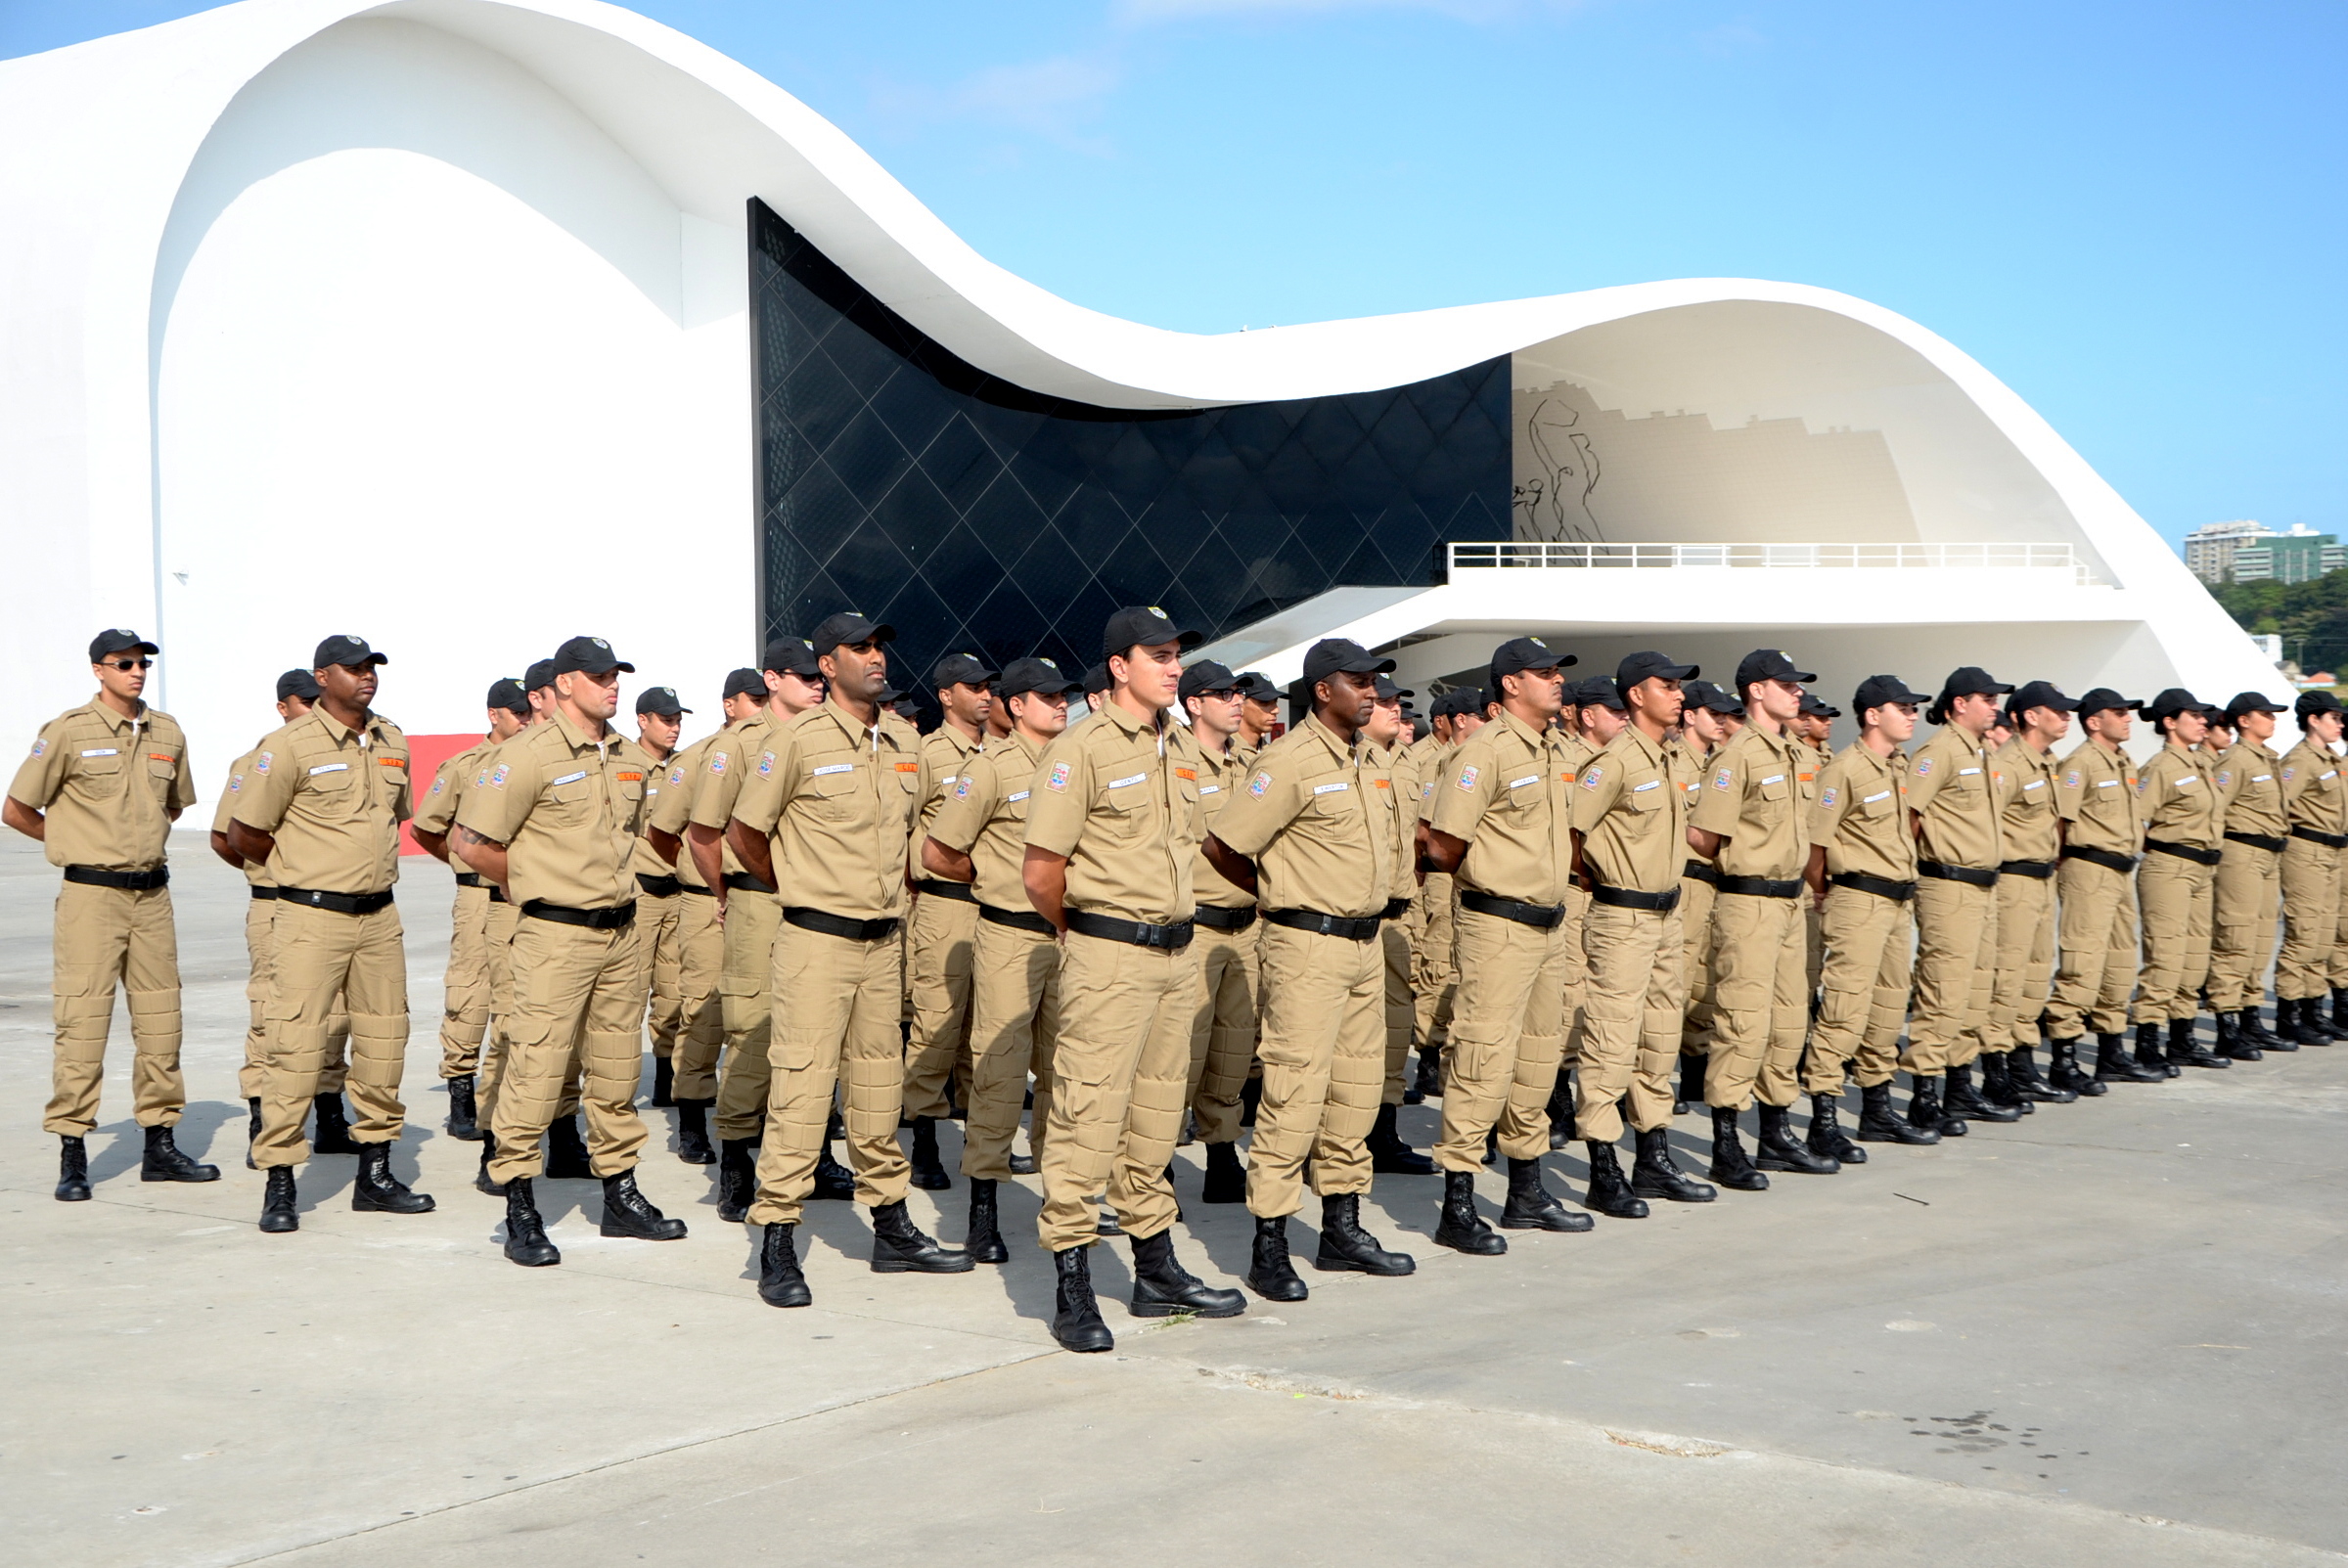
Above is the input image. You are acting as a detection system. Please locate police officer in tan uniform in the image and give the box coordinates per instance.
[2274,692,2347,1046]
[456,635,687,1266]
[923,655,1084,1261]
[1235,671,1282,760]
[1569,652,1718,1214]
[629,685,700,1148]
[1423,637,1593,1251]
[2208,692,2292,1059]
[2043,691,2155,1088]
[1671,681,1738,1112]
[411,678,532,1145]
[1173,660,1262,1203]
[732,613,972,1309]
[1204,639,1418,1300]
[1023,607,1247,1352]
[1979,682,2082,1109]
[1404,691,1460,1100]
[2134,689,2224,1076]
[1362,673,1436,1175]
[229,635,430,1231]
[904,651,998,1190]
[9,629,213,1201]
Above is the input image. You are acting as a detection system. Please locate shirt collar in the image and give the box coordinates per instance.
[82,697,144,733]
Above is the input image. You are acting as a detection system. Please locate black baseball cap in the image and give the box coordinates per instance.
[2008,681,2081,718]
[1939,666,2015,700]
[1735,649,1816,689]
[1677,680,1739,716]
[1572,677,1626,712]
[1083,662,1112,695]
[551,635,633,676]
[2075,688,2143,718]
[1374,674,1411,702]
[90,628,158,662]
[1301,638,1395,684]
[809,612,895,653]
[2296,691,2343,721]
[1616,651,1697,694]
[524,658,557,694]
[1235,672,1282,704]
[635,686,690,717]
[2144,687,2203,722]
[314,634,387,669]
[1852,675,1924,714]
[485,677,528,715]
[932,651,999,689]
[279,669,323,703]
[1798,692,1842,719]
[1489,636,1574,680]
[1003,656,1085,699]
[1179,660,1242,702]
[1102,605,1200,657]
[722,668,768,700]
[763,637,823,678]
[2225,691,2288,719]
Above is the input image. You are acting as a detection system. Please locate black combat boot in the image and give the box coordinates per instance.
[1708,1106,1771,1187]
[258,1166,298,1232]
[813,1135,855,1200]
[1807,1093,1867,1163]
[141,1123,221,1183]
[309,1093,362,1155]
[1315,1192,1416,1274]
[1009,1152,1038,1175]
[1857,1080,1939,1142]
[1501,1154,1593,1231]
[2238,1002,2284,1050]
[1130,1229,1244,1318]
[2282,997,2334,1047]
[601,1170,687,1239]
[351,1142,433,1213]
[2179,1015,2235,1067]
[1367,1103,1435,1175]
[1408,1043,1441,1103]
[1977,1053,2033,1114]
[1482,1127,1501,1168]
[1630,1126,1717,1200]
[2331,986,2348,1040]
[1582,1142,1649,1218]
[1946,1063,2020,1122]
[1200,1141,1246,1202]
[1051,1246,1113,1352]
[650,1054,674,1107]
[2132,1021,2180,1079]
[1678,1053,1706,1116]
[1907,1074,1966,1138]
[1546,1068,1575,1150]
[2046,1038,2106,1096]
[1755,1102,1839,1172]
[1247,1215,1309,1300]
[907,1116,952,1190]
[544,1113,594,1178]
[966,1178,1008,1264]
[56,1135,91,1201]
[871,1199,973,1273]
[2096,1030,2163,1084]
[245,1097,262,1169]
[757,1222,810,1307]
[446,1074,481,1141]
[1432,1168,1506,1254]
[2308,994,2347,1043]
[2007,1044,2075,1102]
[715,1138,757,1222]
[502,1177,560,1266]
[674,1099,716,1165]
[474,1131,507,1196]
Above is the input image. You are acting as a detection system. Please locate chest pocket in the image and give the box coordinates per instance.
[547,773,594,822]
[806,764,865,821]
[1098,769,1153,839]
[146,748,179,781]
[305,759,363,813]
[1858,788,1896,820]
[1309,779,1361,819]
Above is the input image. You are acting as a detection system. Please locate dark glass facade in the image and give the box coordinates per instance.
[749,199,1510,702]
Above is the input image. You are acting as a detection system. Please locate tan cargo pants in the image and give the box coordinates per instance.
[437,881,491,1079]
[902,892,979,1121]
[962,916,1060,1181]
[2133,851,2214,1025]
[2208,840,2280,1011]
[255,901,408,1166]
[2276,835,2338,1001]
[2046,858,2138,1038]
[1412,872,1457,1052]
[637,886,684,1064]
[1576,900,1684,1140]
[745,921,913,1226]
[1903,876,1997,1073]
[239,891,348,1103]
[487,913,652,1182]
[2329,848,2348,990]
[1434,907,1571,1170]
[1807,886,1913,1092]
[1036,930,1197,1252]
[1703,891,1807,1109]
[1246,923,1383,1219]
[46,879,185,1138]
[1186,918,1260,1143]
[1984,870,2056,1053]
[670,889,726,1099]
[714,889,782,1142]
[1558,885,1590,1066]
[1679,870,1719,1056]
[1379,918,1415,1102]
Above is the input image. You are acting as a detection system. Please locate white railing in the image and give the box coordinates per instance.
[1448,540,2100,587]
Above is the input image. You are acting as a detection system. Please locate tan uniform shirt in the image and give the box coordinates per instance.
[1023,700,1197,927]
[1211,714,1390,918]
[1688,723,1809,881]
[412,737,493,842]
[1571,726,1686,895]
[229,709,412,894]
[731,704,925,919]
[1795,740,1829,807]
[630,746,679,879]
[1380,738,1422,900]
[1409,735,1452,826]
[912,725,984,877]
[1429,708,1576,907]
[2054,739,2143,855]
[2280,739,2345,835]
[1183,729,1256,911]
[9,698,194,870]
[1991,738,2061,864]
[928,728,1043,913]
[454,712,651,909]
[1810,743,1916,881]
[2213,740,2284,839]
[646,733,718,890]
[1906,726,2002,871]
[2139,744,2220,849]
[215,746,273,888]
[686,712,774,882]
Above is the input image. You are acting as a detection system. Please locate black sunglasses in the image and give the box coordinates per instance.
[104,657,153,671]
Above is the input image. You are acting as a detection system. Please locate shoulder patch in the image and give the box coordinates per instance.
[951,776,972,800]
[1247,770,1273,797]
[1456,764,1480,792]
[669,767,686,785]
[1581,764,1604,789]
[254,751,272,775]
[228,772,244,793]
[2283,768,2296,782]
[429,777,444,796]
[1047,760,1072,792]
[757,751,776,777]
[1711,767,1734,790]
[1913,757,1933,778]
[486,764,510,789]
[1819,786,1836,808]
[2062,769,2081,788]
[28,738,45,758]
[2217,771,2232,787]
[708,751,728,775]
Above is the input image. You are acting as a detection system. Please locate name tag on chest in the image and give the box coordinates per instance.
[552,770,589,786]
[1107,774,1148,789]
[1007,789,1030,803]
[1632,780,1661,792]
[1314,782,1350,795]
[812,763,854,778]
[309,763,349,777]
[1508,775,1541,789]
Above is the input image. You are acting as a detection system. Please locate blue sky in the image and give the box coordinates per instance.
[10,1,2342,548]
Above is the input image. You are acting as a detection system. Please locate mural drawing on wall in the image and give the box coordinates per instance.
[1513,398,1604,541]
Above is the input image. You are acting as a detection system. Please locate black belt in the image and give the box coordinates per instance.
[2060,844,2138,874]
[784,906,900,942]
[64,864,168,891]
[2145,838,2222,868]
[637,873,682,898]
[2291,825,2348,850]
[278,886,395,916]
[1065,909,1195,950]
[1998,859,2057,879]
[914,877,974,903]
[2224,831,2285,854]
[679,882,716,896]
[455,871,509,901]
[1716,874,1803,899]
[249,885,279,901]
[1265,908,1383,942]
[1917,861,1999,888]
[1381,896,1412,920]
[1829,872,1916,902]
[522,899,635,929]
[488,884,508,904]
[1458,889,1567,928]
[724,872,777,895]
[980,903,1058,937]
[1682,859,1719,885]
[1194,904,1258,932]
[1589,883,1681,913]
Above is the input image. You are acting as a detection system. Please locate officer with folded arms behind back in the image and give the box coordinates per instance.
[2273,693,2348,1046]
[1979,682,2084,1109]
[1361,673,1437,1174]
[2207,691,2293,1059]
[1173,660,1264,1202]
[2132,689,2225,1078]
[629,686,696,1126]
[2042,691,2155,1088]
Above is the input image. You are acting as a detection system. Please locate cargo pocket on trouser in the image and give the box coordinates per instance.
[45,960,114,1135]
[488,1012,563,1167]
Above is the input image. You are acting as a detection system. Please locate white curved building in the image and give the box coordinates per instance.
[0,0,2280,789]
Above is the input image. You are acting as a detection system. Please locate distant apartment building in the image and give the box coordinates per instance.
[2186,519,2344,585]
